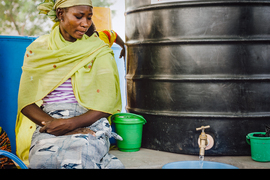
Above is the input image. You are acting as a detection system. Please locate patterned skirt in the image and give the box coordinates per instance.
[28,103,124,169]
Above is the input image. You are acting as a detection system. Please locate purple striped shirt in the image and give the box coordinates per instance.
[43,78,78,105]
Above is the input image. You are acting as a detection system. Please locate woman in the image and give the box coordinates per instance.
[15,0,124,169]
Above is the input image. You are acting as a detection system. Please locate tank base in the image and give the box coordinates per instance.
[137,113,269,156]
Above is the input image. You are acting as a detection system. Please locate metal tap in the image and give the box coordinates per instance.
[196,125,210,156]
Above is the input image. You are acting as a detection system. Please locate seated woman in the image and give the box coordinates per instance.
[15,0,124,169]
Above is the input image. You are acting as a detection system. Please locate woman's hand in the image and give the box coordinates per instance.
[119,47,126,61]
[40,119,74,136]
[40,119,96,136]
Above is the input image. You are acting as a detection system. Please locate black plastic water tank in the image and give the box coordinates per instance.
[125,0,270,155]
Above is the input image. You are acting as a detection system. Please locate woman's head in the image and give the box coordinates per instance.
[38,0,93,42]
[56,6,93,42]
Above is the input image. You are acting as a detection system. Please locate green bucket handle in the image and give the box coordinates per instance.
[246,134,251,145]
[112,113,147,124]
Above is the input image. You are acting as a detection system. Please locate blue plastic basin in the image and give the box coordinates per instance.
[162,161,239,169]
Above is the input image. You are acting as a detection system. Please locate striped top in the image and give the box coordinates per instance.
[43,78,78,105]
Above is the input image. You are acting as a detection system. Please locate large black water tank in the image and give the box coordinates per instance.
[125,0,270,155]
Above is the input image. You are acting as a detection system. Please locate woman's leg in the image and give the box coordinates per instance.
[28,103,124,169]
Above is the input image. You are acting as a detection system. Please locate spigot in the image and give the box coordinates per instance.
[196,125,210,132]
[196,126,210,157]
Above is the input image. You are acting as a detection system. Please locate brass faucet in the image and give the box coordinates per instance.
[196,125,210,157]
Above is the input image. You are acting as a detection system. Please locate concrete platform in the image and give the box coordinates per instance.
[110,148,270,169]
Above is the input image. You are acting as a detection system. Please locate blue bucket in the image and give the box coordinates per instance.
[162,161,239,169]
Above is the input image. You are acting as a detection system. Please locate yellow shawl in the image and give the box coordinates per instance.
[15,26,122,164]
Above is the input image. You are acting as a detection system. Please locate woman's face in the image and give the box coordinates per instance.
[57,5,93,42]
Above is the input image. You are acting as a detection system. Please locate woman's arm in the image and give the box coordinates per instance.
[115,35,126,60]
[21,103,54,127]
[63,110,110,132]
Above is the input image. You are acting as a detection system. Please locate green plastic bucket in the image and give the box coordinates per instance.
[246,132,270,162]
[112,113,147,152]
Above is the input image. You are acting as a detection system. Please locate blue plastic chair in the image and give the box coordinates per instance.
[0,150,28,169]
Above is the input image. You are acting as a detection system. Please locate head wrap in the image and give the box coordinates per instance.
[38,0,93,28]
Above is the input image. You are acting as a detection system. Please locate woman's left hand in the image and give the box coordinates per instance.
[40,119,74,136]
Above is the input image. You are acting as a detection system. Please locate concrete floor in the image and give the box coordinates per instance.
[110,148,270,169]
